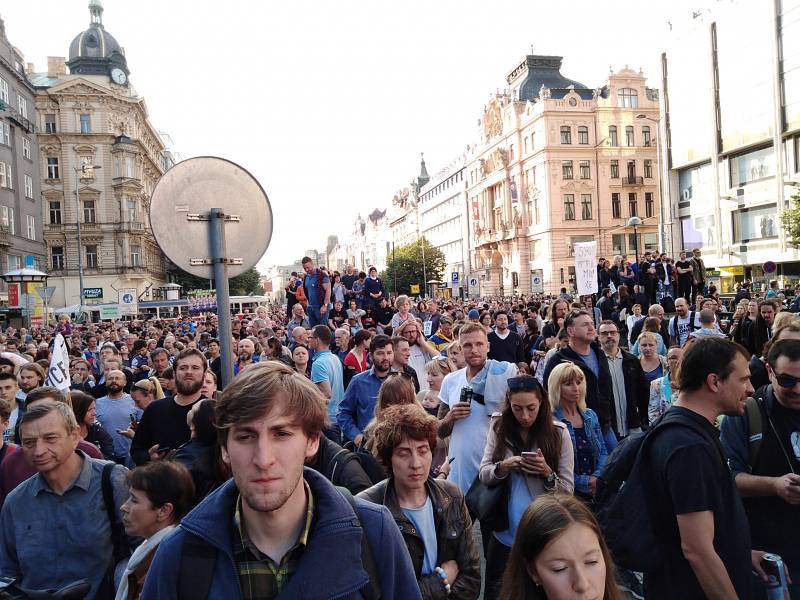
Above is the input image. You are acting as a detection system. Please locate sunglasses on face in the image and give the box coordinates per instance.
[773,371,800,389]
[508,376,543,393]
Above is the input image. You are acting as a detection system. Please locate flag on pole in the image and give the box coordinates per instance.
[44,334,71,391]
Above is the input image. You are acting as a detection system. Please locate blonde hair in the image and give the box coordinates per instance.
[548,362,587,412]
[637,331,658,347]
[395,295,410,310]
[773,311,796,332]
[424,356,455,377]
[133,376,166,400]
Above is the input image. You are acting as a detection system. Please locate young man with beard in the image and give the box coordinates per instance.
[487,311,526,365]
[130,349,207,465]
[141,361,420,600]
[234,338,258,376]
[396,320,437,393]
[16,362,44,404]
[96,369,141,464]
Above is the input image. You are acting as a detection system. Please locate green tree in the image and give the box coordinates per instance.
[170,266,263,295]
[783,187,800,247]
[383,237,446,296]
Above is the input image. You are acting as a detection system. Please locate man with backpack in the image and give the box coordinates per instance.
[142,362,420,600]
[0,398,129,600]
[599,338,761,599]
[721,338,800,597]
[668,297,701,347]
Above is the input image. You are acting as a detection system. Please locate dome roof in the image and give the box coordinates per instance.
[507,55,588,101]
[66,0,127,75]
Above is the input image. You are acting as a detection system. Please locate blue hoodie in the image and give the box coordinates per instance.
[141,468,421,600]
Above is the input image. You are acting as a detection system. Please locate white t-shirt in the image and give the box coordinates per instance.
[408,345,429,392]
[670,313,701,346]
[440,361,517,493]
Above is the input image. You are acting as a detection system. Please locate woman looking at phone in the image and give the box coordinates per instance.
[478,375,575,600]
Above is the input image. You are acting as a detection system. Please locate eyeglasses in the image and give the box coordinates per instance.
[508,376,543,392]
[773,371,800,389]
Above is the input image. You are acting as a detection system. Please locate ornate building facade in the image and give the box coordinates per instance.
[30,0,172,308]
[468,55,661,296]
[0,16,47,294]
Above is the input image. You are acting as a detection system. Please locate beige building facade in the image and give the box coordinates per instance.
[468,55,661,296]
[30,1,172,308]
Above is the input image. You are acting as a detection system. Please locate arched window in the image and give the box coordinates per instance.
[618,88,639,108]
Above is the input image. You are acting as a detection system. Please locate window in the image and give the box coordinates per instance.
[24,175,32,199]
[127,199,137,221]
[642,126,651,147]
[124,156,135,178]
[83,200,96,223]
[618,88,639,108]
[49,201,62,225]
[609,126,618,146]
[0,163,6,188]
[625,126,635,147]
[7,255,19,271]
[1,206,15,235]
[644,159,653,178]
[25,215,35,240]
[612,234,626,255]
[85,245,98,269]
[562,160,573,180]
[46,157,59,179]
[22,137,30,160]
[645,192,655,218]
[611,160,619,178]
[732,203,778,242]
[569,236,594,256]
[0,123,9,146]
[612,193,621,218]
[51,246,64,270]
[509,144,514,161]
[45,114,56,134]
[16,95,27,119]
[0,78,8,104]
[79,113,91,134]
[524,137,529,154]
[628,193,638,217]
[564,195,576,220]
[579,160,591,179]
[130,245,141,267]
[581,194,593,219]
[729,145,775,186]
[578,126,589,144]
[627,160,637,178]
[560,126,572,144]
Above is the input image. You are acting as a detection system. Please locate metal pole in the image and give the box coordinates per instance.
[75,169,84,308]
[210,208,234,388]
[633,225,640,287]
[655,121,666,254]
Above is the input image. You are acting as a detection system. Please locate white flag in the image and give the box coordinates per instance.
[44,334,71,391]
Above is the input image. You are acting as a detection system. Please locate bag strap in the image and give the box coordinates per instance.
[101,462,129,563]
[745,396,763,474]
[327,448,354,486]
[179,531,217,600]
[338,488,382,600]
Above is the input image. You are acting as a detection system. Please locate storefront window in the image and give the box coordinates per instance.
[732,203,778,242]
[729,145,776,187]
[681,215,716,249]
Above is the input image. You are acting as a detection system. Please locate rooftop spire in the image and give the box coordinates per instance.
[418,152,430,187]
[89,0,103,26]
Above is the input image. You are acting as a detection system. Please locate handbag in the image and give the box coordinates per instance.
[465,473,509,531]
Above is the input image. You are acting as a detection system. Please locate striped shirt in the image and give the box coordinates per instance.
[232,482,315,600]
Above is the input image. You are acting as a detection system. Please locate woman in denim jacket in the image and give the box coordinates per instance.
[548,362,612,502]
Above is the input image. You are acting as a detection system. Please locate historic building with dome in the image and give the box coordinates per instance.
[28,0,175,309]
[466,55,662,295]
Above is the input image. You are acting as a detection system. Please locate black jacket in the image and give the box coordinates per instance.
[604,348,649,433]
[358,477,481,600]
[543,342,613,431]
[307,435,373,495]
[629,317,670,349]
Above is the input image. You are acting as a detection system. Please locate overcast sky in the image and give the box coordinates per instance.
[4,0,710,270]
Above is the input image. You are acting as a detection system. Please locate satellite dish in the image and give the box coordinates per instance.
[149,157,272,279]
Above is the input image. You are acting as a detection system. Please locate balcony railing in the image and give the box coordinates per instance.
[623,176,644,186]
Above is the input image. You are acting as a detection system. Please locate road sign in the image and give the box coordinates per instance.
[410,284,420,294]
[119,288,138,315]
[100,305,120,320]
[467,275,480,297]
[531,270,544,294]
[451,272,459,285]
[83,287,103,299]
[763,261,777,274]
[36,286,56,302]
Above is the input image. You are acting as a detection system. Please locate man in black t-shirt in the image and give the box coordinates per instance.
[675,251,693,301]
[645,338,762,600]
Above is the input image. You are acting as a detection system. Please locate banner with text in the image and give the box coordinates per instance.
[44,334,71,391]
[574,241,598,297]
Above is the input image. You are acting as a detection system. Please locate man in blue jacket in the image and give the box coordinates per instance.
[141,361,420,600]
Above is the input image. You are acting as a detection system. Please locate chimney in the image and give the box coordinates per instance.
[47,56,66,77]
[25,63,34,75]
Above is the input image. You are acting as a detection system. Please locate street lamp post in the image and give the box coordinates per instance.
[74,163,101,308]
[636,113,667,254]
[628,216,643,287]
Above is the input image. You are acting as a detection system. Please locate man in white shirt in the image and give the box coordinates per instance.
[669,298,701,347]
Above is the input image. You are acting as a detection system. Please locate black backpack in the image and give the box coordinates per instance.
[594,410,724,572]
[669,310,698,340]
[178,488,381,600]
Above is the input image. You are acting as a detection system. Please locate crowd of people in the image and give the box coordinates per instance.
[0,250,796,599]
